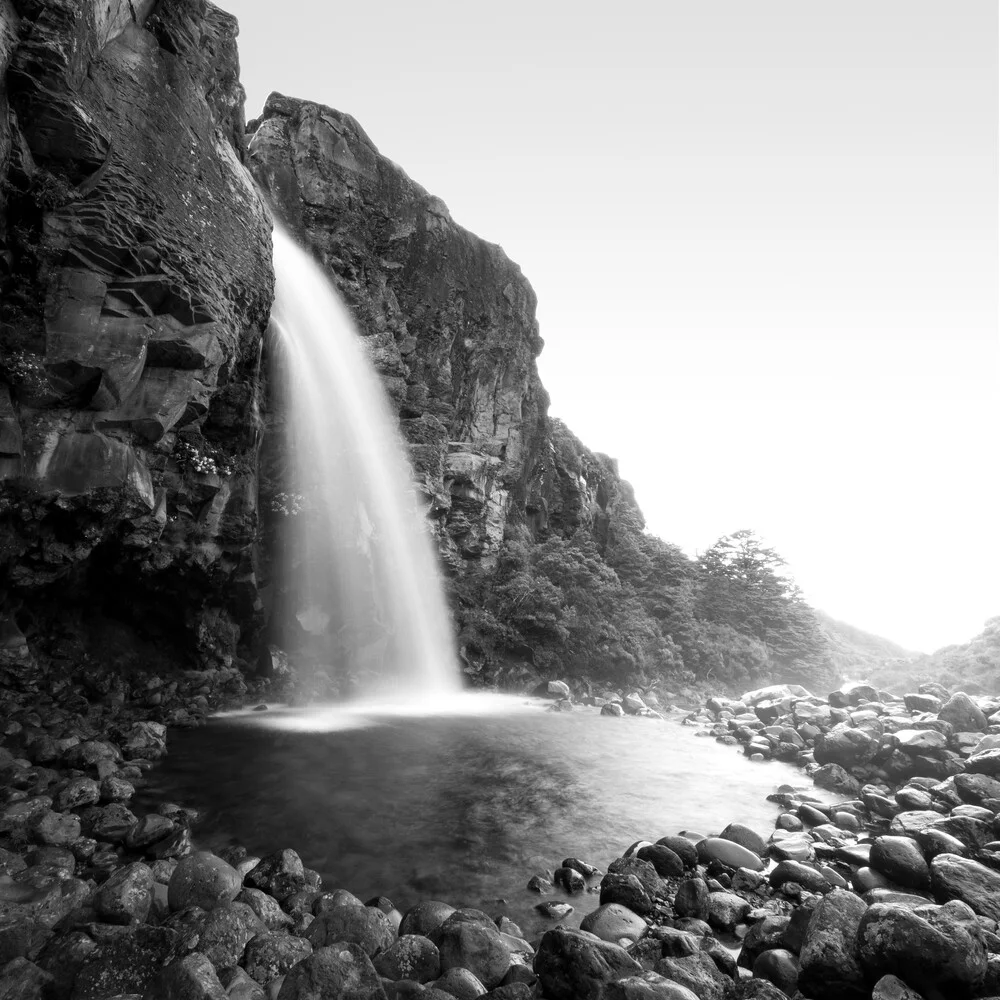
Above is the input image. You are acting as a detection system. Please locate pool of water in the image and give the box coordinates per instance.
[142,694,830,936]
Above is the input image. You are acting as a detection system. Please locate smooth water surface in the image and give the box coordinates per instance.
[145,697,832,935]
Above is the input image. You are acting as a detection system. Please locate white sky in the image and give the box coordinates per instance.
[226,0,999,653]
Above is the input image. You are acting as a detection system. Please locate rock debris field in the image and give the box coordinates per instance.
[4,678,1000,1000]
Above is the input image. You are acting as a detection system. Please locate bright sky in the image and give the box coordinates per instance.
[226,0,999,653]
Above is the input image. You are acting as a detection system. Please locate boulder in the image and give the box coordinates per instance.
[168,852,242,912]
[938,693,987,732]
[198,902,266,970]
[372,935,440,983]
[145,952,229,1000]
[275,943,387,1000]
[94,860,154,924]
[930,853,1000,920]
[598,971,700,1000]
[705,891,750,932]
[814,725,878,767]
[673,879,709,921]
[796,889,868,1000]
[244,932,314,985]
[635,845,684,878]
[696,838,764,871]
[856,900,987,997]
[399,900,456,937]
[869,837,930,890]
[306,903,395,957]
[533,927,642,1000]
[652,953,730,1000]
[430,911,511,989]
[717,822,766,857]
[580,904,648,945]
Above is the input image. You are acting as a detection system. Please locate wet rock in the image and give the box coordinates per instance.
[718,822,766,857]
[307,902,394,957]
[372,935,440,983]
[0,958,54,1000]
[125,814,176,851]
[535,902,574,920]
[94,860,154,924]
[796,888,867,1000]
[673,879,709,921]
[598,971,700,1000]
[871,974,926,1000]
[856,900,987,997]
[198,901,265,970]
[553,866,586,893]
[73,925,180,998]
[243,931,313,985]
[237,888,295,931]
[929,853,1000,920]
[869,837,931,890]
[812,764,861,796]
[244,850,307,902]
[399,901,456,937]
[696,838,764,871]
[938,693,987,732]
[752,948,799,996]
[54,778,101,813]
[434,966,486,1000]
[273,940,386,1000]
[705,891,751,933]
[146,952,229,1000]
[652,953,730,1000]
[168,852,242,912]
[533,927,642,1000]
[635,845,684,878]
[814,726,878,768]
[606,857,663,899]
[580,904,648,945]
[99,776,135,803]
[768,860,830,895]
[601,704,625,718]
[87,803,138,843]
[29,809,81,847]
[430,911,511,989]
[600,874,652,915]
[654,837,698,870]
[904,693,942,713]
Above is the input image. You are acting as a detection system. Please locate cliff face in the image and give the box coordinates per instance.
[247,93,634,582]
[0,0,274,682]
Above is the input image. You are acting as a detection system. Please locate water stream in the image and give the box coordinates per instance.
[268,227,458,697]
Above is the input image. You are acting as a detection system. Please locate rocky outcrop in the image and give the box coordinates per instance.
[247,93,637,578]
[0,1,273,678]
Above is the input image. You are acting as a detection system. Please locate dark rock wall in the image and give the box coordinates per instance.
[0,0,274,678]
[247,93,639,581]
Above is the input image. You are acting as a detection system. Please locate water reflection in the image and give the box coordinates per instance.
[143,699,829,935]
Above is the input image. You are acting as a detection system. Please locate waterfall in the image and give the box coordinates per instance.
[268,225,459,699]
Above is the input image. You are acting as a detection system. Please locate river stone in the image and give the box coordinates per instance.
[601,703,625,717]
[430,911,511,989]
[915,828,967,860]
[600,874,652,915]
[939,693,987,732]
[955,772,1000,803]
[168,853,242,912]
[655,837,698,869]
[607,857,663,899]
[400,900,457,937]
[857,900,987,997]
[871,974,925,1000]
[199,901,265,970]
[706,891,750,932]
[889,810,942,837]
[94,860,154,924]
[242,932,313,985]
[673,879,709,921]
[73,925,180,998]
[563,857,602,878]
[307,902,394,957]
[652,928,700,958]
[652,953,729,1000]
[533,927,642,1000]
[554,866,586,893]
[768,860,830,895]
[752,948,799,996]
[236,889,294,930]
[276,942,387,1000]
[126,813,176,850]
[814,725,878,767]
[696,837,764,871]
[244,849,307,902]
[796,889,868,1000]
[904,693,942,713]
[580,903,647,945]
[88,803,139,842]
[813,763,861,796]
[635,845,684,878]
[146,952,228,1000]
[930,853,1000,920]
[598,971,700,1000]
[931,814,993,849]
[737,915,791,969]
[895,787,933,811]
[766,830,813,862]
[434,966,487,1000]
[869,837,930,890]
[30,809,81,847]
[963,749,1000,776]
[54,777,101,812]
[372,934,440,983]
[717,822,766,857]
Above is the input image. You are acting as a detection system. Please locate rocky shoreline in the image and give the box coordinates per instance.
[3,676,1000,1000]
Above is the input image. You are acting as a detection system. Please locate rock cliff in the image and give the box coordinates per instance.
[247,93,636,576]
[0,0,273,685]
[0,3,642,688]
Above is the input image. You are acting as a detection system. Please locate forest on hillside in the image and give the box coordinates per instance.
[449,424,894,695]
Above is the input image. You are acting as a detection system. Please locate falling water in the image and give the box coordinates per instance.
[268,225,459,699]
